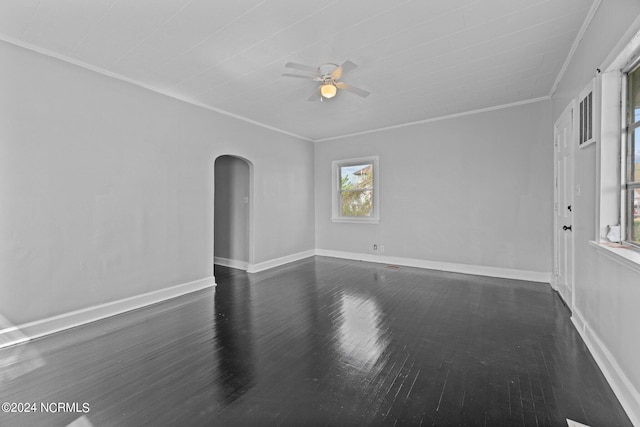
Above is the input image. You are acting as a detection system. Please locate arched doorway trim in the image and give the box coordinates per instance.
[213,154,254,272]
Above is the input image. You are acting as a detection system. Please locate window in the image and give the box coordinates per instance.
[578,79,599,148]
[331,156,379,223]
[580,90,593,145]
[625,64,640,246]
[590,29,640,269]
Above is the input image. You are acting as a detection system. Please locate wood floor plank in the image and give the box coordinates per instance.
[0,256,633,426]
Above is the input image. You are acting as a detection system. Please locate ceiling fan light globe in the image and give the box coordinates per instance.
[320,84,337,99]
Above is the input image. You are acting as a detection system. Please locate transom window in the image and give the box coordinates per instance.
[331,156,379,223]
[625,65,640,246]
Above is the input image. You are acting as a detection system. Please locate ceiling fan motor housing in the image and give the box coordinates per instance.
[318,63,339,81]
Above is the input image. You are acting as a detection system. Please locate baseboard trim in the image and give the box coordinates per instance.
[0,277,216,350]
[315,249,552,283]
[572,306,640,427]
[214,256,248,271]
[247,250,315,273]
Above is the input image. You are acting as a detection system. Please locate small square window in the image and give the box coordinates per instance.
[332,156,379,223]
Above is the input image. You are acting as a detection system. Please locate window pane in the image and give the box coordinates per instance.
[340,164,373,190]
[629,189,640,245]
[341,189,373,217]
[629,66,640,124]
[633,127,640,182]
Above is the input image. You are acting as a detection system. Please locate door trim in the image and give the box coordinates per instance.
[553,100,576,309]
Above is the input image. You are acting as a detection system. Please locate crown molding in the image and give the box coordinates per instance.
[314,96,550,142]
[2,34,553,144]
[0,35,314,143]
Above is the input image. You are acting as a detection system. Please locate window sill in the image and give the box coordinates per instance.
[331,217,380,224]
[588,241,640,274]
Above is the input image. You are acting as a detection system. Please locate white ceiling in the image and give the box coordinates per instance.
[0,0,594,141]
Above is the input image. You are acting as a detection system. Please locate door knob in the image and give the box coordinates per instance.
[563,225,572,231]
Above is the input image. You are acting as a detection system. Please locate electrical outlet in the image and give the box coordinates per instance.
[380,245,384,252]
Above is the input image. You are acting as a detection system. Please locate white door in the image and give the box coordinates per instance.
[554,103,575,308]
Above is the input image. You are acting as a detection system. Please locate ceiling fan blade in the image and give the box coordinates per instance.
[336,82,370,98]
[331,60,358,80]
[285,62,319,74]
[282,73,321,81]
[307,88,321,102]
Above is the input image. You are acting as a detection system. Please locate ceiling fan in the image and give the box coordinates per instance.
[282,60,370,101]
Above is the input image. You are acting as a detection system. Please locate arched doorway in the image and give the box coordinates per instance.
[214,155,253,271]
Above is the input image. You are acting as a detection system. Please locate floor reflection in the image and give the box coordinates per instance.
[337,292,389,371]
[0,343,46,386]
[213,269,255,403]
[0,314,45,386]
[0,258,632,426]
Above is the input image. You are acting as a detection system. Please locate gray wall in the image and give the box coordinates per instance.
[315,100,553,275]
[550,0,640,420]
[214,155,250,263]
[0,41,315,325]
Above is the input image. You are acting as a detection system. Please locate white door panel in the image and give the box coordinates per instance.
[554,103,575,308]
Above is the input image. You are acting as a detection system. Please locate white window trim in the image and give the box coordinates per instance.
[331,156,380,224]
[592,25,640,270]
[596,70,622,241]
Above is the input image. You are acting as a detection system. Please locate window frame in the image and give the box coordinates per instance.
[589,26,640,270]
[622,61,640,248]
[331,156,380,224]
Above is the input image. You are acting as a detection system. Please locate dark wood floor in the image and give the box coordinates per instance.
[0,256,632,426]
